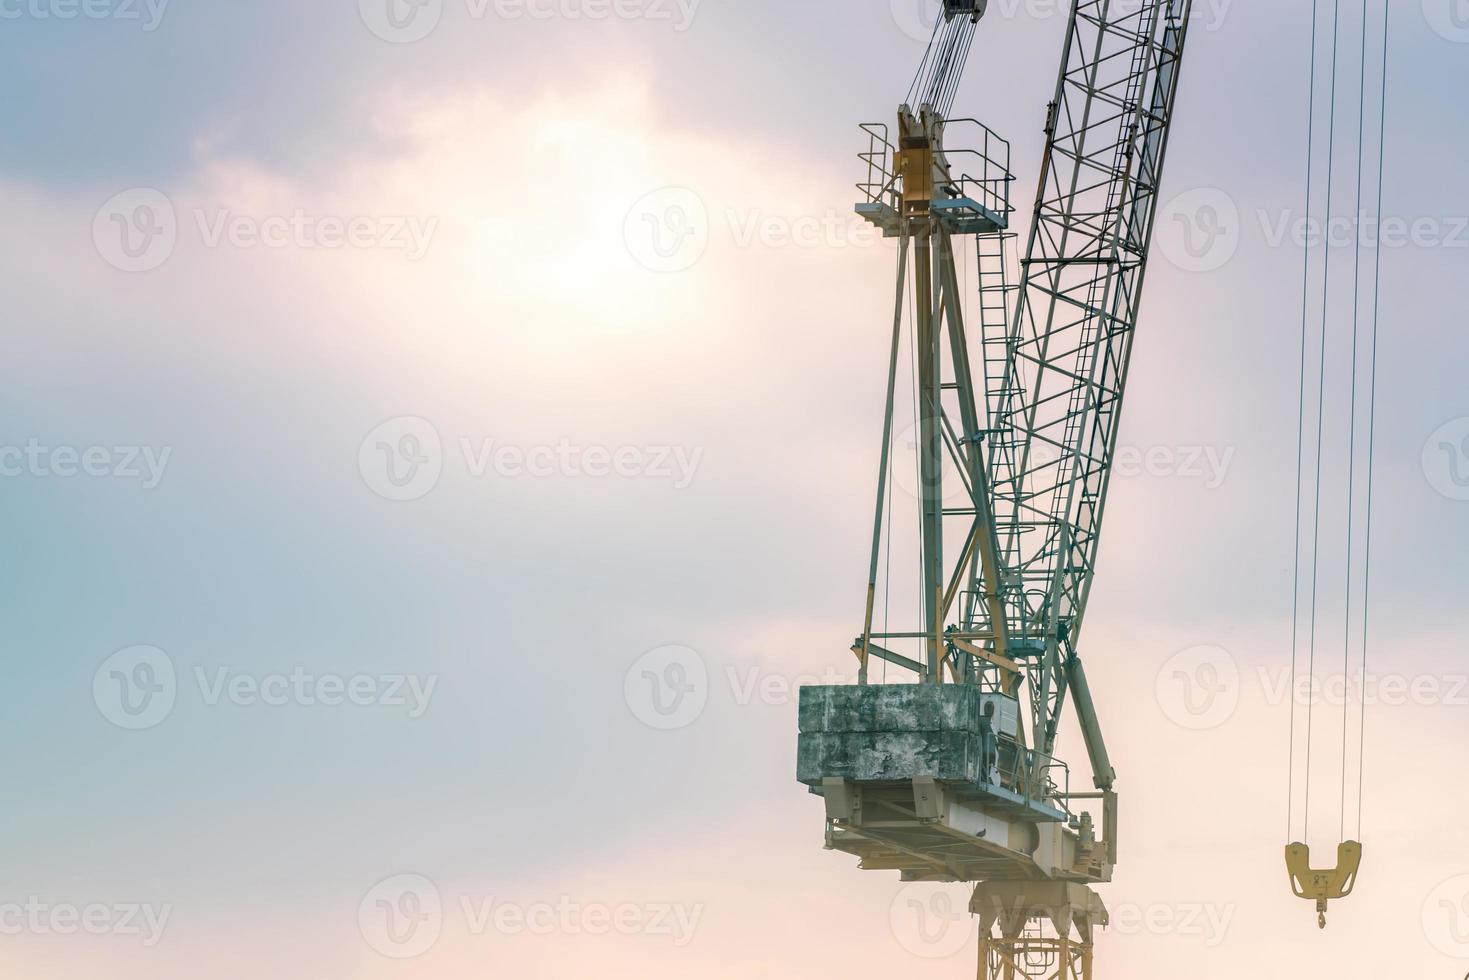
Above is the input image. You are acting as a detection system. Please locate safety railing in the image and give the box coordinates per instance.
[995,735,1070,811]
[854,119,1014,224]
[856,122,898,209]
[935,117,1014,222]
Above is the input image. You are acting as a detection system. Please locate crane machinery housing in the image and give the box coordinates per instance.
[797,2,1196,976]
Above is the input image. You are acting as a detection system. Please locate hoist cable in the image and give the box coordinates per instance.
[1302,0,1343,841]
[1357,0,1390,839]
[908,20,944,107]
[883,426,893,685]
[910,246,926,674]
[1288,0,1323,843]
[1340,0,1369,843]
[1304,0,1345,846]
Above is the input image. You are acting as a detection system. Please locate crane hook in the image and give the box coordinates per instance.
[1285,841,1363,929]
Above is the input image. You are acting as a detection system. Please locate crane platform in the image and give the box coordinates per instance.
[797,685,1112,884]
[856,196,1008,238]
[854,116,1013,239]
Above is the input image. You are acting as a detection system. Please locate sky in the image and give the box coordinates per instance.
[1,0,1467,977]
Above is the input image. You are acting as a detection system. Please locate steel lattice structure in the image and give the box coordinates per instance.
[805,5,1198,975]
[975,0,1194,768]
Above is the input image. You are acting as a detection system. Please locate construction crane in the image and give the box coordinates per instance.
[797,2,1196,976]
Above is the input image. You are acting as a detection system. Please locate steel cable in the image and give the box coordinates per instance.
[1303,0,1343,842]
[1288,0,1323,844]
[1356,0,1390,840]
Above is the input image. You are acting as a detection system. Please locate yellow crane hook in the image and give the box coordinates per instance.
[1285,841,1363,929]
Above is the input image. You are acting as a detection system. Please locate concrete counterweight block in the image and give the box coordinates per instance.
[797,684,985,785]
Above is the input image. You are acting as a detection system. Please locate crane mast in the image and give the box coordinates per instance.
[798,2,1195,977]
